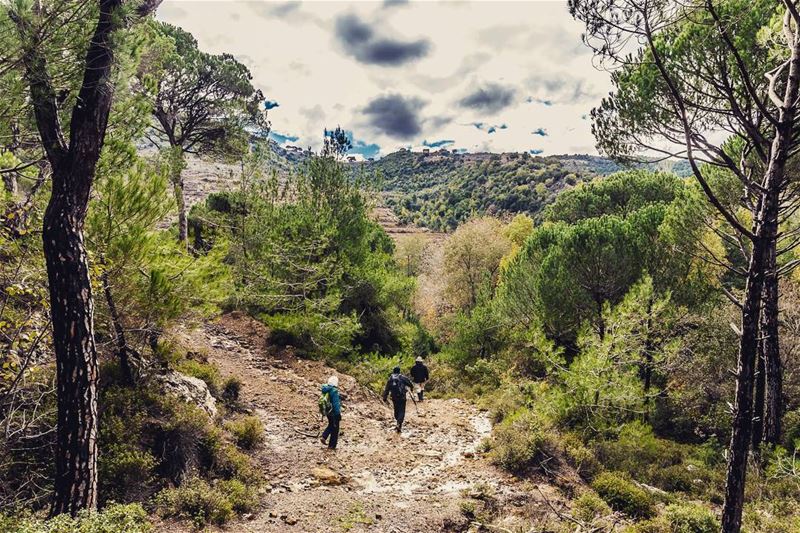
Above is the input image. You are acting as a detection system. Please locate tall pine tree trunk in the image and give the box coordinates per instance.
[722,231,769,532]
[722,15,800,530]
[168,147,188,246]
[44,167,99,515]
[752,334,766,449]
[763,243,782,445]
[14,0,162,515]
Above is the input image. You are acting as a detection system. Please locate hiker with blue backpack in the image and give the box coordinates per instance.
[319,375,341,449]
[382,366,414,433]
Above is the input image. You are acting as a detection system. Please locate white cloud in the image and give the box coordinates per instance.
[158,0,611,157]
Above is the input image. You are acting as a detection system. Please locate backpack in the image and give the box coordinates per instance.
[389,374,406,400]
[318,391,332,416]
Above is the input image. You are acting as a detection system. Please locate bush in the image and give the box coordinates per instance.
[226,416,264,450]
[213,443,258,484]
[662,503,718,533]
[217,479,259,514]
[782,408,800,451]
[0,503,151,533]
[562,433,601,481]
[155,478,234,528]
[572,491,611,523]
[591,471,656,519]
[651,464,694,494]
[152,400,223,484]
[487,409,553,474]
[221,377,242,404]
[176,359,221,397]
[98,444,156,503]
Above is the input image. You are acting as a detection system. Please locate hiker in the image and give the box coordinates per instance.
[382,366,414,433]
[410,356,429,402]
[320,375,341,449]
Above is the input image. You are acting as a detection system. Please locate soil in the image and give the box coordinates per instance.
[158,312,566,532]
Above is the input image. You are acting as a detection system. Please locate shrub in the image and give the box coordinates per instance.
[155,478,235,528]
[782,409,800,451]
[217,479,259,514]
[591,471,656,519]
[152,400,222,484]
[562,433,601,480]
[226,416,264,450]
[651,464,694,493]
[743,498,800,533]
[98,444,156,503]
[487,409,553,474]
[221,376,242,404]
[176,359,221,397]
[213,443,258,484]
[662,502,718,533]
[0,503,151,533]
[573,491,611,523]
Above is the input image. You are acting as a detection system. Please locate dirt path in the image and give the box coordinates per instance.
[167,313,541,532]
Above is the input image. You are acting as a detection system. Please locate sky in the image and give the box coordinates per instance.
[157,0,611,159]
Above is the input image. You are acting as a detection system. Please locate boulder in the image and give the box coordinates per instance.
[311,466,348,486]
[157,370,217,417]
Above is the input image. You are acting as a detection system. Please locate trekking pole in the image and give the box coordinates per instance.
[407,389,420,415]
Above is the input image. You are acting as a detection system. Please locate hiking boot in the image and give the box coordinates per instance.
[320,436,328,446]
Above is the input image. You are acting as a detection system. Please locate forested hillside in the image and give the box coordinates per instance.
[371,149,692,231]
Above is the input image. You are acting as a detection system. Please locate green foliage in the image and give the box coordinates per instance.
[593,422,720,496]
[98,444,156,504]
[176,359,221,397]
[154,477,257,528]
[196,150,418,359]
[221,376,242,404]
[141,22,266,157]
[591,471,656,519]
[662,503,719,533]
[374,149,692,232]
[226,416,264,450]
[573,491,611,523]
[443,217,510,311]
[498,171,713,344]
[487,408,554,474]
[0,504,151,533]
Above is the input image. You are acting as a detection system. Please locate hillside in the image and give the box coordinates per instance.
[364,150,691,232]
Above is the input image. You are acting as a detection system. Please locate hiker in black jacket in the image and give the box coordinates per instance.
[382,366,414,433]
[410,356,429,402]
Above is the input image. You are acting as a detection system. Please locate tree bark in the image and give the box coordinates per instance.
[721,231,769,533]
[762,243,782,445]
[2,172,18,196]
[721,10,800,530]
[169,149,188,246]
[752,333,766,450]
[13,0,162,515]
[44,170,99,515]
[101,270,134,385]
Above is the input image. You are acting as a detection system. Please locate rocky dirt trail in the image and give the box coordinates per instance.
[165,313,554,532]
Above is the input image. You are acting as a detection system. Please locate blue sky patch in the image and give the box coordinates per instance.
[271,131,299,144]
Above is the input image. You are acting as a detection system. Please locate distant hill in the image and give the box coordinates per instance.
[257,142,693,233]
[362,149,691,232]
